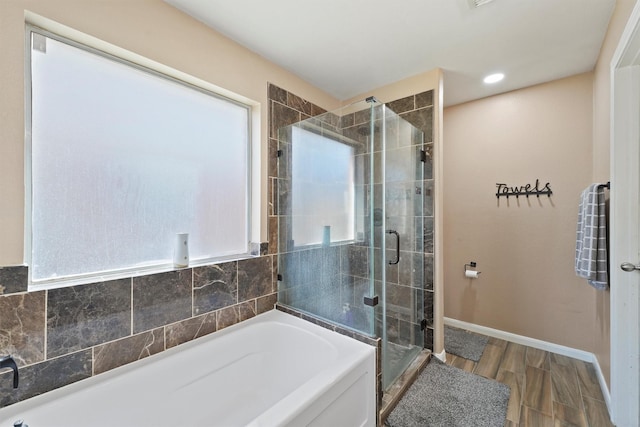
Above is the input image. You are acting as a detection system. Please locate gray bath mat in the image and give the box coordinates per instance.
[386,360,510,427]
[444,325,488,362]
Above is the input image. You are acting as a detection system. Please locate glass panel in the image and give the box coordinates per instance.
[30,32,250,283]
[276,100,425,388]
[277,101,375,337]
[378,105,425,389]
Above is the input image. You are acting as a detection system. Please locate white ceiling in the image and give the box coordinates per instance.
[164,0,616,107]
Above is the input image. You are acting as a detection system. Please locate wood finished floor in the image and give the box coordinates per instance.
[445,336,613,427]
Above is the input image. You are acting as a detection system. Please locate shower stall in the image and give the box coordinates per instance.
[276,98,429,390]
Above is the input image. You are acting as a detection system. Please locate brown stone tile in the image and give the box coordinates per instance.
[553,401,587,427]
[267,83,287,104]
[310,104,327,117]
[93,328,164,375]
[400,108,433,143]
[520,405,553,427]
[415,90,434,108]
[0,349,92,407]
[259,242,269,256]
[237,256,273,302]
[0,291,45,366]
[353,108,370,125]
[582,396,613,427]
[239,300,256,322]
[526,347,550,370]
[270,101,300,139]
[497,370,523,424]
[550,362,581,409]
[268,138,279,179]
[193,262,237,315]
[0,266,28,295]
[215,302,254,330]
[47,279,131,358]
[275,177,290,216]
[132,270,192,333]
[287,92,313,116]
[165,312,217,349]
[268,216,278,255]
[256,293,277,314]
[524,366,552,416]
[474,343,505,379]
[387,96,415,114]
[216,304,240,330]
[340,113,355,128]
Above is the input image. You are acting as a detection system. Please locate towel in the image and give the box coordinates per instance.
[575,184,609,289]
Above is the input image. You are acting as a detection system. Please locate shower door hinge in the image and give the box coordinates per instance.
[277,273,283,281]
[420,150,427,163]
[420,319,427,331]
[363,295,379,307]
[276,149,283,158]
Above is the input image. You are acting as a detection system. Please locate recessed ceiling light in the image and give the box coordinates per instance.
[483,73,504,84]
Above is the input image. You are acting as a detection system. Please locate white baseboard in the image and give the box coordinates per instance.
[444,317,612,413]
[433,349,447,363]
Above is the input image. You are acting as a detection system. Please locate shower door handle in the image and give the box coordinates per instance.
[386,230,400,265]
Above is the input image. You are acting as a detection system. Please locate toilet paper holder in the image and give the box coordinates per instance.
[464,261,481,278]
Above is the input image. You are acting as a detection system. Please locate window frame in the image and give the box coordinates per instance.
[288,123,359,250]
[25,24,257,290]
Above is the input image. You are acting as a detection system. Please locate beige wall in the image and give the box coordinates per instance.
[0,0,341,265]
[344,69,441,106]
[591,0,638,388]
[443,73,600,355]
[444,0,638,391]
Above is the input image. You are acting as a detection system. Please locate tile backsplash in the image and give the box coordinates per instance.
[0,254,276,407]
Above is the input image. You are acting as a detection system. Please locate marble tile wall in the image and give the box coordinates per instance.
[0,253,276,408]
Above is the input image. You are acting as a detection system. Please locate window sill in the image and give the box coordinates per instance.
[28,251,262,292]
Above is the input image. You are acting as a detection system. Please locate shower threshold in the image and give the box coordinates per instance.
[380,349,431,425]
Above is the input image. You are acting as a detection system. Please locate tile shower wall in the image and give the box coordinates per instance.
[0,254,276,407]
[267,84,435,351]
[340,96,434,350]
[385,91,435,351]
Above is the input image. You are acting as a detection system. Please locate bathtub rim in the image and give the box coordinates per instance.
[0,309,377,426]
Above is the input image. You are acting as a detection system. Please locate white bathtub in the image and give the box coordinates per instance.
[0,310,376,427]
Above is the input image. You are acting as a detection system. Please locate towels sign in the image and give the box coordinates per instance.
[496,179,552,199]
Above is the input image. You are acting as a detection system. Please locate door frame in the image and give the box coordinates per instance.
[610,2,640,424]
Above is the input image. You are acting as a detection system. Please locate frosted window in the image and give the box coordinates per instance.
[291,127,355,246]
[29,32,250,283]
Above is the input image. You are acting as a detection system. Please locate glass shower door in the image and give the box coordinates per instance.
[373,104,425,389]
[275,100,426,390]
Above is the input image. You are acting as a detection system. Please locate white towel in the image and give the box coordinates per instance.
[575,184,608,289]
